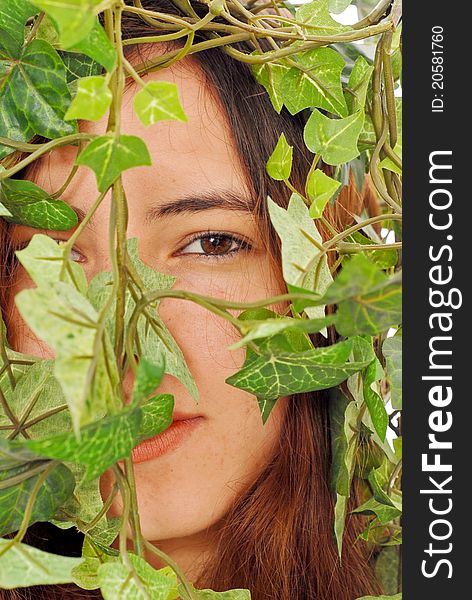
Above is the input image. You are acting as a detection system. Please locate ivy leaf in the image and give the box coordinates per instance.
[15,234,87,292]
[316,254,402,336]
[131,356,166,407]
[229,313,335,350]
[98,553,179,600]
[252,61,290,113]
[134,81,187,126]
[363,355,388,441]
[137,394,174,443]
[266,133,293,181]
[368,463,399,508]
[71,537,118,590]
[304,109,364,165]
[0,360,72,439]
[0,539,83,588]
[0,39,75,159]
[65,76,112,121]
[329,390,360,555]
[349,231,398,269]
[335,275,402,336]
[280,48,347,117]
[356,595,401,600]
[226,337,374,400]
[0,179,78,230]
[352,497,401,525]
[188,587,251,599]
[345,55,374,114]
[14,408,143,481]
[267,194,333,319]
[72,20,116,72]
[380,139,402,175]
[14,280,118,436]
[323,253,388,304]
[306,169,341,218]
[30,0,112,48]
[0,0,38,56]
[296,0,352,36]
[0,461,75,536]
[76,134,152,192]
[59,51,103,83]
[374,547,401,596]
[383,330,402,409]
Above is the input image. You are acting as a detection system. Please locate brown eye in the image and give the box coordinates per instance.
[179,232,251,260]
[200,234,233,255]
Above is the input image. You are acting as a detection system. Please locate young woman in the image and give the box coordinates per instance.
[0,1,382,598]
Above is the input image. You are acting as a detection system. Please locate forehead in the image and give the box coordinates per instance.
[30,54,248,203]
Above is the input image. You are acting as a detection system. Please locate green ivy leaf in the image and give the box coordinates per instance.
[346,55,373,113]
[252,61,289,113]
[0,0,38,56]
[306,169,341,218]
[98,553,179,600]
[296,0,352,36]
[0,360,71,439]
[76,134,152,192]
[15,408,143,481]
[323,253,388,304]
[0,461,75,536]
[329,390,360,555]
[131,356,166,407]
[226,337,374,400]
[0,539,83,588]
[383,330,402,409]
[137,394,174,443]
[65,76,112,121]
[14,279,118,436]
[267,194,333,320]
[72,20,116,72]
[380,140,402,175]
[0,39,75,158]
[304,109,364,165]
[0,179,78,230]
[356,595,401,600]
[134,81,187,126]
[368,462,399,508]
[266,133,293,181]
[59,51,103,83]
[349,232,398,269]
[280,48,347,117]
[71,537,118,590]
[335,276,402,336]
[15,234,87,291]
[363,355,388,441]
[374,547,401,596]
[30,0,112,48]
[190,587,251,599]
[352,497,401,525]
[229,313,335,350]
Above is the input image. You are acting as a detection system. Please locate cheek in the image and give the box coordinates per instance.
[5,273,55,359]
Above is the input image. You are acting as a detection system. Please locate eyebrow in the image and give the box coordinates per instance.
[144,190,256,224]
[68,191,256,229]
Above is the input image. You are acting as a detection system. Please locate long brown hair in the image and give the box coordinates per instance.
[0,2,382,598]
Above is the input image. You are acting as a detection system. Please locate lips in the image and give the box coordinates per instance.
[131,415,203,464]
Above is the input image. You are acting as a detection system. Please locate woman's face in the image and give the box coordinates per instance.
[6,55,288,567]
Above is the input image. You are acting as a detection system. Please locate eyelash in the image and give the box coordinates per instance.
[177,231,252,261]
[14,232,252,264]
